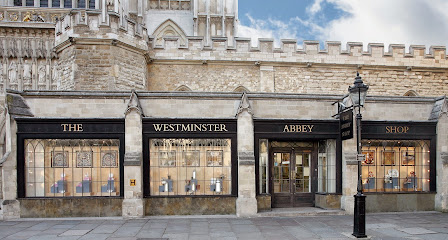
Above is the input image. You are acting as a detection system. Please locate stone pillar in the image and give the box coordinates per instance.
[434,97,448,212]
[235,93,257,217]
[122,91,145,218]
[1,115,19,220]
[259,65,275,92]
[1,93,34,220]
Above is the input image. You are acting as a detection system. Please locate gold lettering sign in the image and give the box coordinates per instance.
[61,124,83,132]
[130,179,136,186]
[386,126,409,134]
[283,125,314,133]
[152,124,228,132]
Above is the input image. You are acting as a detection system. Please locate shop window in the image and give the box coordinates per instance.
[149,138,231,196]
[259,139,269,194]
[361,140,430,193]
[25,139,120,197]
[317,140,336,193]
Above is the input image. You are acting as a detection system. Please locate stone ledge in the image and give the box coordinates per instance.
[123,152,142,166]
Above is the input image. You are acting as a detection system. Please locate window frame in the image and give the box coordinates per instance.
[142,119,238,198]
[360,121,437,193]
[17,119,125,199]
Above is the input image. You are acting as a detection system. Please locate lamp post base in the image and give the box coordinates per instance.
[353,193,367,238]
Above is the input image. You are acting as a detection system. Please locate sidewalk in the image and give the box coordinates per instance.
[0,211,447,240]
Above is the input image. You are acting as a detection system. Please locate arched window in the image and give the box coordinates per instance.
[233,86,250,93]
[175,85,192,92]
[52,0,60,7]
[40,0,48,7]
[64,0,72,8]
[404,90,418,97]
[78,0,85,8]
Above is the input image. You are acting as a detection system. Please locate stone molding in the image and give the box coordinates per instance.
[238,151,255,166]
[125,90,145,117]
[6,93,33,117]
[429,96,447,120]
[236,92,252,116]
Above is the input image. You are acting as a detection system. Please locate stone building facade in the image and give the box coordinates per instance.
[0,0,447,219]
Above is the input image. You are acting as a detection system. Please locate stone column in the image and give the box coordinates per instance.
[235,93,257,217]
[122,91,145,218]
[433,97,448,212]
[1,115,19,220]
[1,93,34,220]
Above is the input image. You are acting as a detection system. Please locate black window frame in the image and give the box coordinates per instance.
[361,121,437,193]
[142,118,238,198]
[16,118,125,199]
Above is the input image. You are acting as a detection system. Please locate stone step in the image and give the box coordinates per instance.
[257,207,346,217]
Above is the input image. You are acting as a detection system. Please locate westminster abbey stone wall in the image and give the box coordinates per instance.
[148,39,448,96]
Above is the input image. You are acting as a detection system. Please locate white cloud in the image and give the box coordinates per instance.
[237,0,448,50]
[307,0,325,15]
[321,0,448,50]
[237,14,299,47]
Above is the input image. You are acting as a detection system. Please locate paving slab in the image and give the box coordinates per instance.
[398,227,437,235]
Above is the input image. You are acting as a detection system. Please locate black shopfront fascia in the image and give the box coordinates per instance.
[142,118,238,197]
[254,119,343,195]
[16,118,125,198]
[361,121,437,192]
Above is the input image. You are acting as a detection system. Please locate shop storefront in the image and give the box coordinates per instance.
[254,119,342,210]
[16,118,125,217]
[360,121,437,212]
[142,119,238,215]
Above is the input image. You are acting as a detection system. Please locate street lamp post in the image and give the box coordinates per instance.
[349,72,369,238]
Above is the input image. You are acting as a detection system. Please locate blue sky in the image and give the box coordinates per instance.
[237,0,448,51]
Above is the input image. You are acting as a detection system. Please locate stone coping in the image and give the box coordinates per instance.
[9,90,441,103]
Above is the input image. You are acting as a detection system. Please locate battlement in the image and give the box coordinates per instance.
[55,10,148,53]
[149,37,448,68]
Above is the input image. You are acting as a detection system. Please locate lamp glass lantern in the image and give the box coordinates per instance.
[348,73,369,107]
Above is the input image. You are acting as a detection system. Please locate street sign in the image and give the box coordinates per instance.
[340,109,353,140]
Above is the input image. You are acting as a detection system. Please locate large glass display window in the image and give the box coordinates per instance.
[24,139,120,197]
[361,139,430,192]
[149,138,232,196]
[317,140,336,193]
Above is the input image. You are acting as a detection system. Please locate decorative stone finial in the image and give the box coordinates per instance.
[125,90,144,116]
[236,92,252,116]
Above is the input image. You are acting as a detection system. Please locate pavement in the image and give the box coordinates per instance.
[0,210,447,240]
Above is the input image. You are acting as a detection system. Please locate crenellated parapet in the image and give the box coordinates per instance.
[54,10,148,54]
[149,37,448,69]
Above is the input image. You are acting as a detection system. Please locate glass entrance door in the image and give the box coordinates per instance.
[272,147,316,207]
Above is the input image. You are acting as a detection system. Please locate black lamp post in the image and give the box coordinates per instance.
[349,72,369,238]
